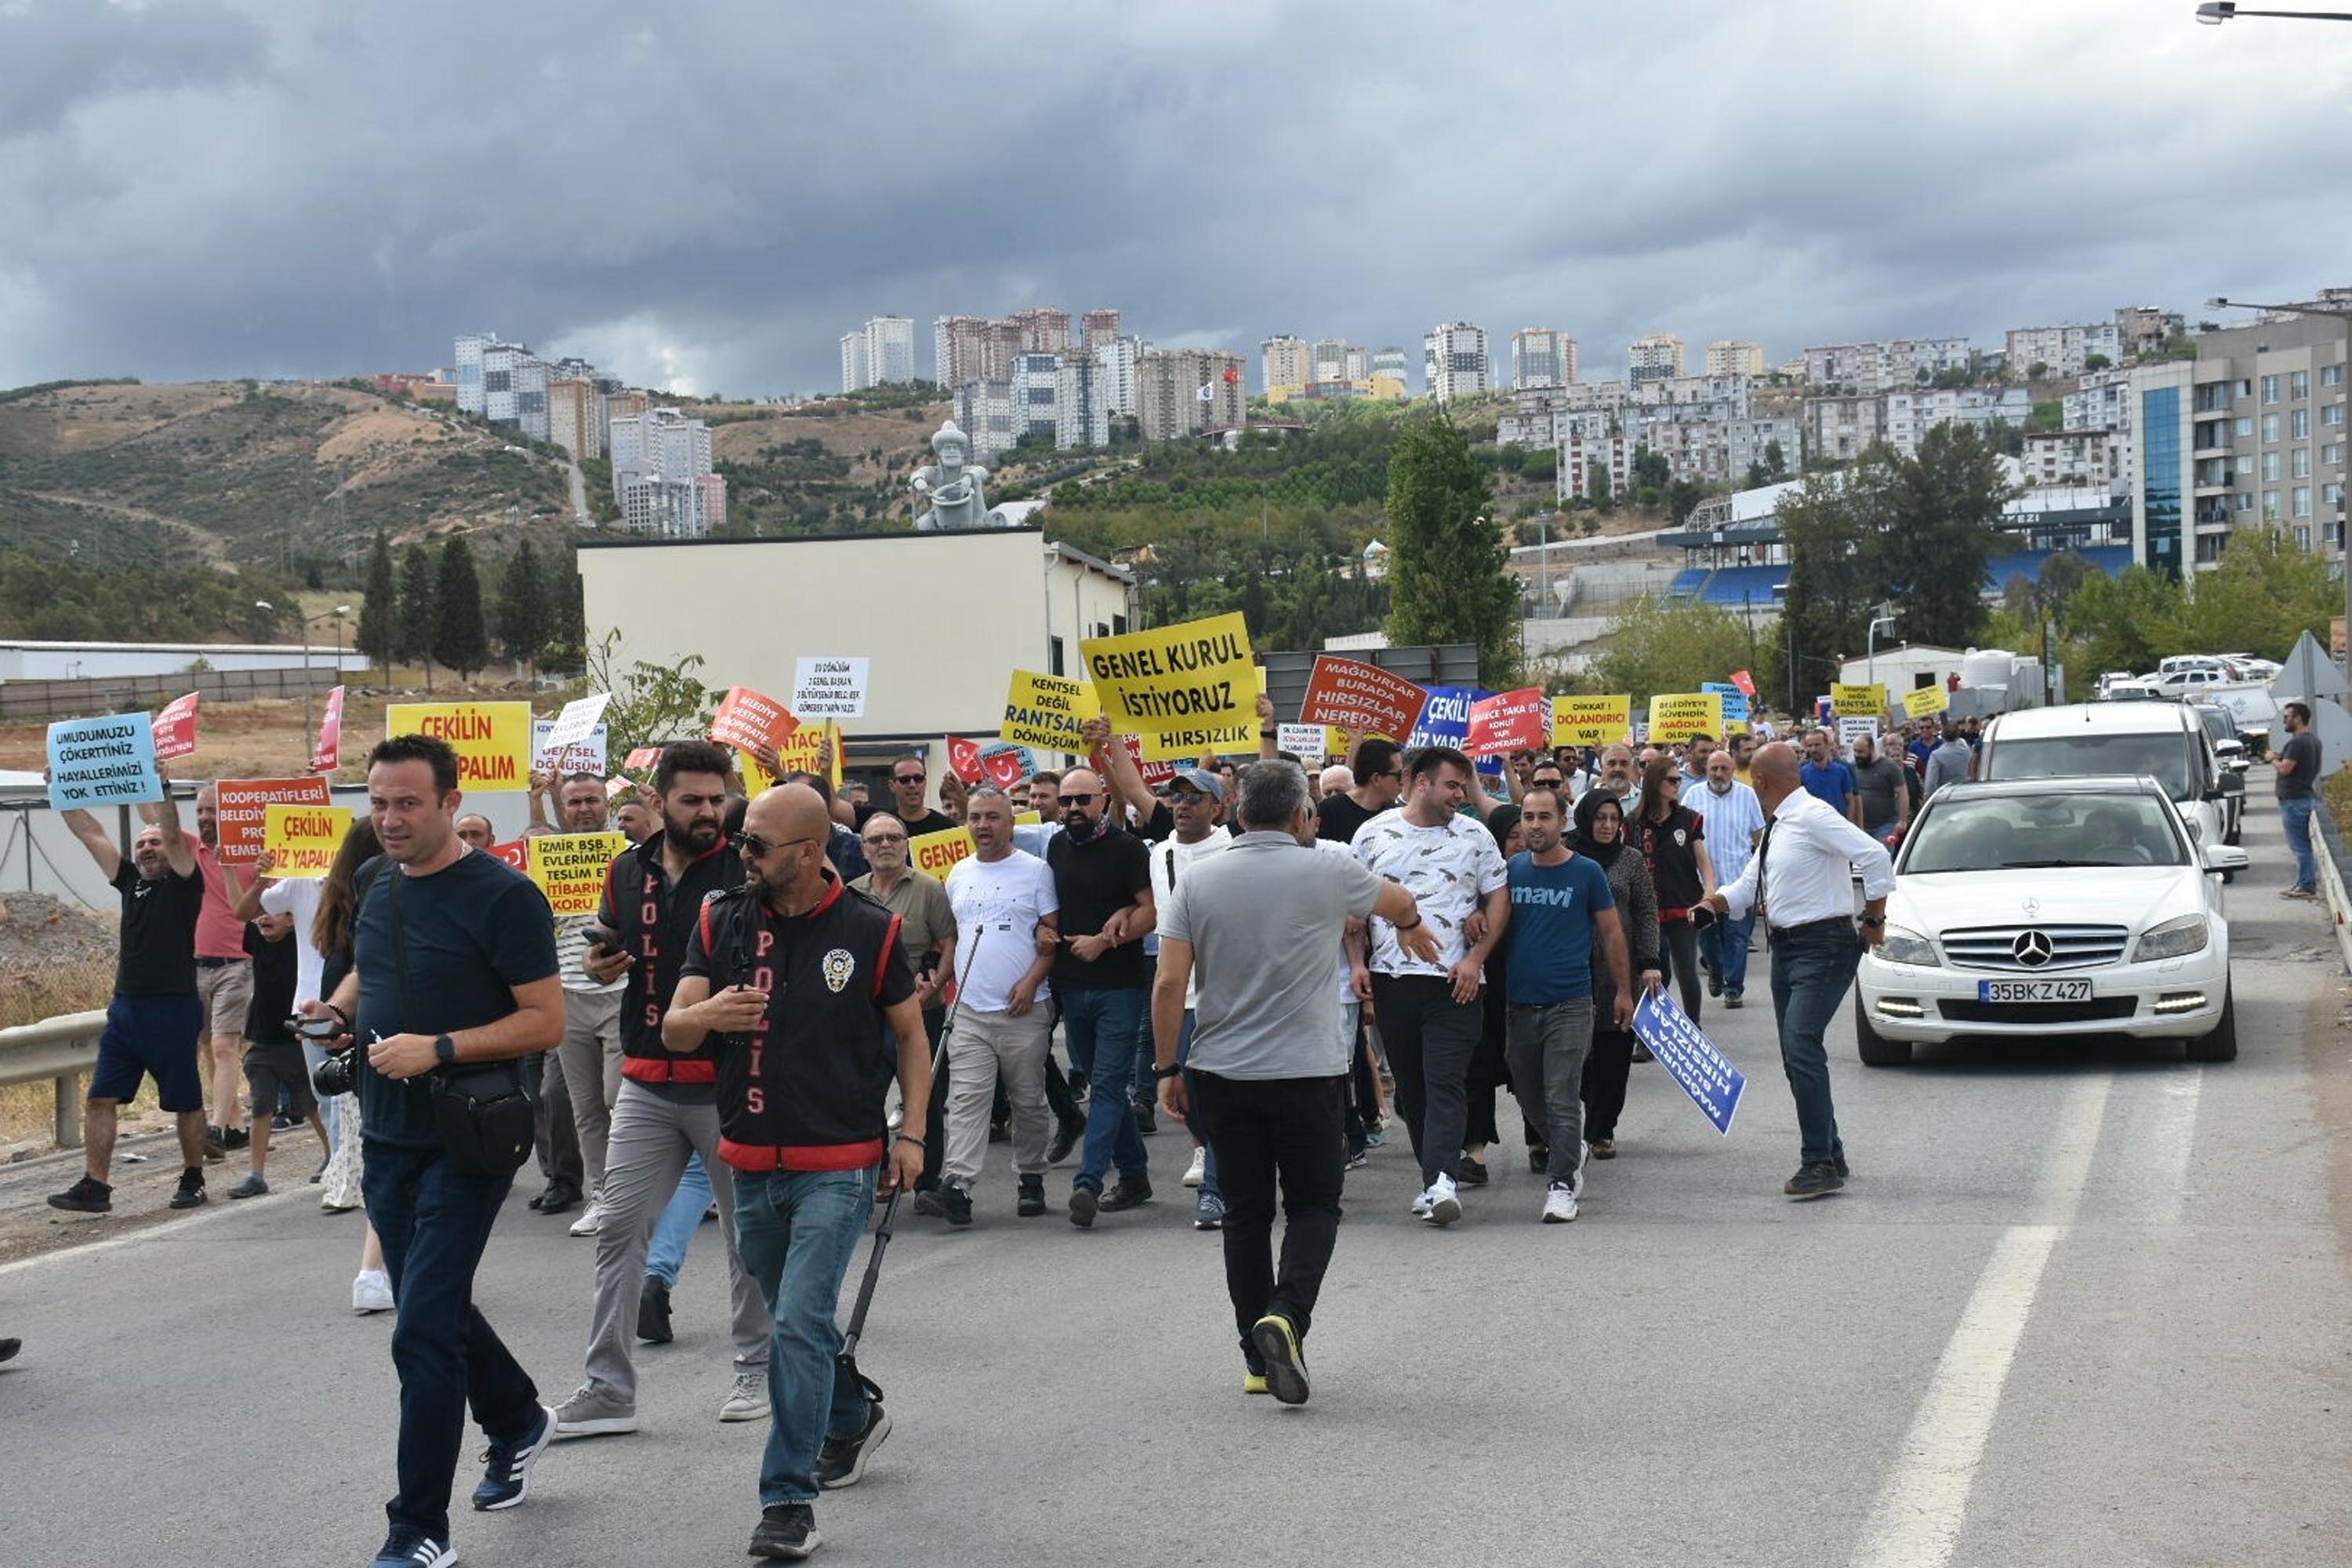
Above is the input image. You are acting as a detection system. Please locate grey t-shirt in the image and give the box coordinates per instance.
[2278,730,2321,800]
[1160,831,1382,1080]
[1854,756,1907,827]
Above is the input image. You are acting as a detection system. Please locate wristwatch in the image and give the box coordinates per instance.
[1858,916,1885,931]
[434,1034,457,1065]
[1153,1062,1185,1080]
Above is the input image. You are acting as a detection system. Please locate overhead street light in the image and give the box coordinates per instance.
[2196,3,2352,20]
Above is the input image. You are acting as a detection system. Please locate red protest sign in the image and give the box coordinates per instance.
[1730,670,1756,700]
[213,775,332,866]
[1298,655,1428,742]
[623,746,664,771]
[1101,733,1177,788]
[946,735,985,783]
[311,685,345,773]
[709,687,800,753]
[151,693,200,761]
[982,748,1025,789]
[486,839,531,872]
[1468,688,1549,757]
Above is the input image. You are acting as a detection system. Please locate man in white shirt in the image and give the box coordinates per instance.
[937,789,1062,1225]
[1701,742,1894,1200]
[1686,748,1766,1009]
[1352,746,1510,1226]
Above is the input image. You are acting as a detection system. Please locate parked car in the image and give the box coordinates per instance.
[1977,702,2242,876]
[1854,776,2245,1065]
[2193,703,2249,844]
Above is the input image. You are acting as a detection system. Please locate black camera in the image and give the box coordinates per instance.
[313,1048,359,1098]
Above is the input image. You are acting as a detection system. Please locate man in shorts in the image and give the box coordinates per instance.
[49,777,214,1214]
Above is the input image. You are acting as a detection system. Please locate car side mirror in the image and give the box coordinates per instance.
[2203,843,2250,873]
[2215,771,2244,797]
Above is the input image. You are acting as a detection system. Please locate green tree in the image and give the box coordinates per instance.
[1591,463,1613,511]
[1764,438,1787,478]
[1588,595,1759,703]
[1777,450,1899,710]
[396,541,437,690]
[355,530,397,670]
[431,535,491,680]
[1632,445,1671,489]
[2084,352,2112,372]
[586,630,717,752]
[1668,478,1706,524]
[2069,564,2185,677]
[497,539,551,676]
[1888,422,2012,648]
[1383,412,1519,684]
[2168,528,2339,659]
[546,555,587,675]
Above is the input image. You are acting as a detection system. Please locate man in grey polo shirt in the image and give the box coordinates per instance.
[1150,760,1438,1406]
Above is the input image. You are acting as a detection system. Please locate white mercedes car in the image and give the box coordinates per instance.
[1854,776,2246,1065]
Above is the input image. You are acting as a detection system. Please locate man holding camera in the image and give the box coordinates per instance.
[303,735,566,1568]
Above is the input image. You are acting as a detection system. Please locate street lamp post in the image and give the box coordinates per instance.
[2196,3,2352,20]
[2208,296,2352,675]
[1867,613,1898,688]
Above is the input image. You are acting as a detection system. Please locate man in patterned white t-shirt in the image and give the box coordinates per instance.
[1351,745,1511,1226]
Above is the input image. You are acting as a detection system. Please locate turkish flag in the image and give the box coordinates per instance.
[946,735,985,783]
[1221,363,1240,386]
[1730,670,1756,699]
[982,748,1025,789]
[486,839,530,871]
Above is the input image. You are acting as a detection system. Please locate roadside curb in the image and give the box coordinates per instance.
[2314,797,2352,975]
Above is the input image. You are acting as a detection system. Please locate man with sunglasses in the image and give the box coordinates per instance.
[1316,737,1403,846]
[552,741,773,1444]
[859,752,957,840]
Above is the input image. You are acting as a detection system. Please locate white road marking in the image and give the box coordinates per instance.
[1847,1072,2113,1568]
[2139,1067,2203,1225]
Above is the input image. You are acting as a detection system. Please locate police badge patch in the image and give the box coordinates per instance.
[823,948,855,993]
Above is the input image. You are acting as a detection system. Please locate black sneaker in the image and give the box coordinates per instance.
[201,1131,227,1164]
[169,1169,207,1210]
[1248,1312,1311,1406]
[1068,1185,1099,1229]
[220,1124,251,1150]
[537,1180,581,1218]
[1784,1161,1846,1200]
[817,1404,893,1490]
[637,1276,673,1345]
[0,1338,19,1363]
[1707,967,1723,998]
[1132,1101,1157,1135]
[939,1185,973,1226]
[1834,1152,1853,1179]
[1015,1174,1046,1218]
[368,1529,456,1568]
[1047,1113,1084,1166]
[1098,1177,1153,1213]
[471,1403,555,1510]
[749,1501,820,1559]
[910,1187,946,1218]
[989,1118,1010,1143]
[1455,1156,1489,1187]
[47,1176,112,1214]
[271,1109,300,1133]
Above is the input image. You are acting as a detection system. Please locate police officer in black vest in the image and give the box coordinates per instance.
[664,783,931,1562]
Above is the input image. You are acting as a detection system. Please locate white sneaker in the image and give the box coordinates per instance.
[1542,1181,1581,1224]
[1182,1147,1207,1189]
[568,1201,604,1238]
[352,1269,394,1314]
[1408,1189,1434,1219]
[1424,1173,1461,1227]
[719,1367,771,1423]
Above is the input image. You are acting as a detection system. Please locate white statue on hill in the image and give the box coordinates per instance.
[912,419,989,532]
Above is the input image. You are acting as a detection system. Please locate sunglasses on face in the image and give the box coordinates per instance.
[739,832,819,861]
[1060,793,1098,808]
[862,832,906,846]
[892,774,924,786]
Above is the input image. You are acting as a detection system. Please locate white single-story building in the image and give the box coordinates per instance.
[0,640,371,682]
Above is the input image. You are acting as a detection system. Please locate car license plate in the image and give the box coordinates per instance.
[1979,978,2092,1003]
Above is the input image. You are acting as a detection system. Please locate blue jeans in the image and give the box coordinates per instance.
[1766,921,1860,1167]
[361,1141,542,1543]
[732,1165,879,1507]
[645,1152,713,1289]
[1061,985,1149,1191]
[1176,1009,1219,1201]
[1700,909,1756,999]
[2281,796,2320,891]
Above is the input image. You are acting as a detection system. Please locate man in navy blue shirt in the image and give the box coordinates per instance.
[1799,728,1863,826]
[1502,786,1633,1225]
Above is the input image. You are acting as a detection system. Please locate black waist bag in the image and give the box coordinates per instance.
[381,862,533,1179]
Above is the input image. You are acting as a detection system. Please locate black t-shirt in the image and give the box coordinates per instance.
[2278,730,2321,800]
[353,851,560,1148]
[858,802,959,840]
[111,860,204,997]
[1316,793,1377,845]
[245,920,297,1046]
[1045,826,1152,991]
[1632,806,1708,912]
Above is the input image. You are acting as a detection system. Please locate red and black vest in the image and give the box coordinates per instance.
[598,834,745,1084]
[689,875,913,1173]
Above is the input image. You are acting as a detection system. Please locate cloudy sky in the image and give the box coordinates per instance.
[0,0,2344,395]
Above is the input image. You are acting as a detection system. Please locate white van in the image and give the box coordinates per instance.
[1977,702,2242,874]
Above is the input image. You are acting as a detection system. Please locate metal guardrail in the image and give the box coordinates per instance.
[0,1009,105,1149]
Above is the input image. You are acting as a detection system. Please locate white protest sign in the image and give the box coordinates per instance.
[1276,724,1329,760]
[793,656,869,720]
[543,692,612,752]
[532,720,609,777]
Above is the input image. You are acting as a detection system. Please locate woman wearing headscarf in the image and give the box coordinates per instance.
[1458,804,1537,1184]
[1628,753,1715,1022]
[1573,790,1661,1160]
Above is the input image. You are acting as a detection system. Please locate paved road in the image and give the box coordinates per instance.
[5,782,2349,1567]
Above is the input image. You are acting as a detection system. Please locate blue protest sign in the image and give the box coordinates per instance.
[47,711,164,807]
[1701,682,1750,727]
[1632,986,1746,1134]
[1410,685,1506,778]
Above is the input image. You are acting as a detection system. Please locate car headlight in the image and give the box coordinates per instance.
[2133,913,2210,962]
[1878,924,1938,966]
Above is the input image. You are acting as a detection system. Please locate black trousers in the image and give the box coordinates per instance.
[521,1049,580,1189]
[1656,919,1703,1022]
[1368,974,1483,1188]
[1189,1070,1347,1360]
[1582,1027,1637,1142]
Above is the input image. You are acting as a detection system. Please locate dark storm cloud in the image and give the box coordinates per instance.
[0,0,2343,393]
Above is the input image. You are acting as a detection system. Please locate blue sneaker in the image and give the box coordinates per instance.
[1192,1192,1225,1231]
[471,1403,554,1511]
[369,1530,456,1568]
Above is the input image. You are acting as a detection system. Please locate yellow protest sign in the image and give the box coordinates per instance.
[1831,683,1889,717]
[1139,715,1258,760]
[1001,670,1099,753]
[1902,684,1949,718]
[908,825,976,881]
[1080,613,1254,738]
[1552,695,1632,748]
[386,702,533,789]
[1646,693,1724,743]
[261,803,350,878]
[527,831,627,916]
[735,723,842,794]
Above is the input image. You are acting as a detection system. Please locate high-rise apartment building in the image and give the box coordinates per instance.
[1704,339,1766,378]
[1081,308,1123,348]
[1056,354,1107,448]
[1012,352,1062,442]
[934,315,991,387]
[2006,321,2124,380]
[841,315,916,392]
[480,340,528,423]
[1372,347,1410,390]
[1094,336,1142,423]
[1312,338,1362,385]
[609,407,724,539]
[1423,323,1490,403]
[511,354,553,441]
[1804,337,1973,394]
[1510,328,1576,390]
[840,332,869,394]
[1262,335,1312,395]
[453,333,499,416]
[1010,308,1073,354]
[1137,350,1246,442]
[953,379,1018,463]
[547,378,604,460]
[1627,333,1686,383]
[2130,307,2350,575]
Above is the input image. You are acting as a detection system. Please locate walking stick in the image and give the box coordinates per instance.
[839,926,981,1385]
